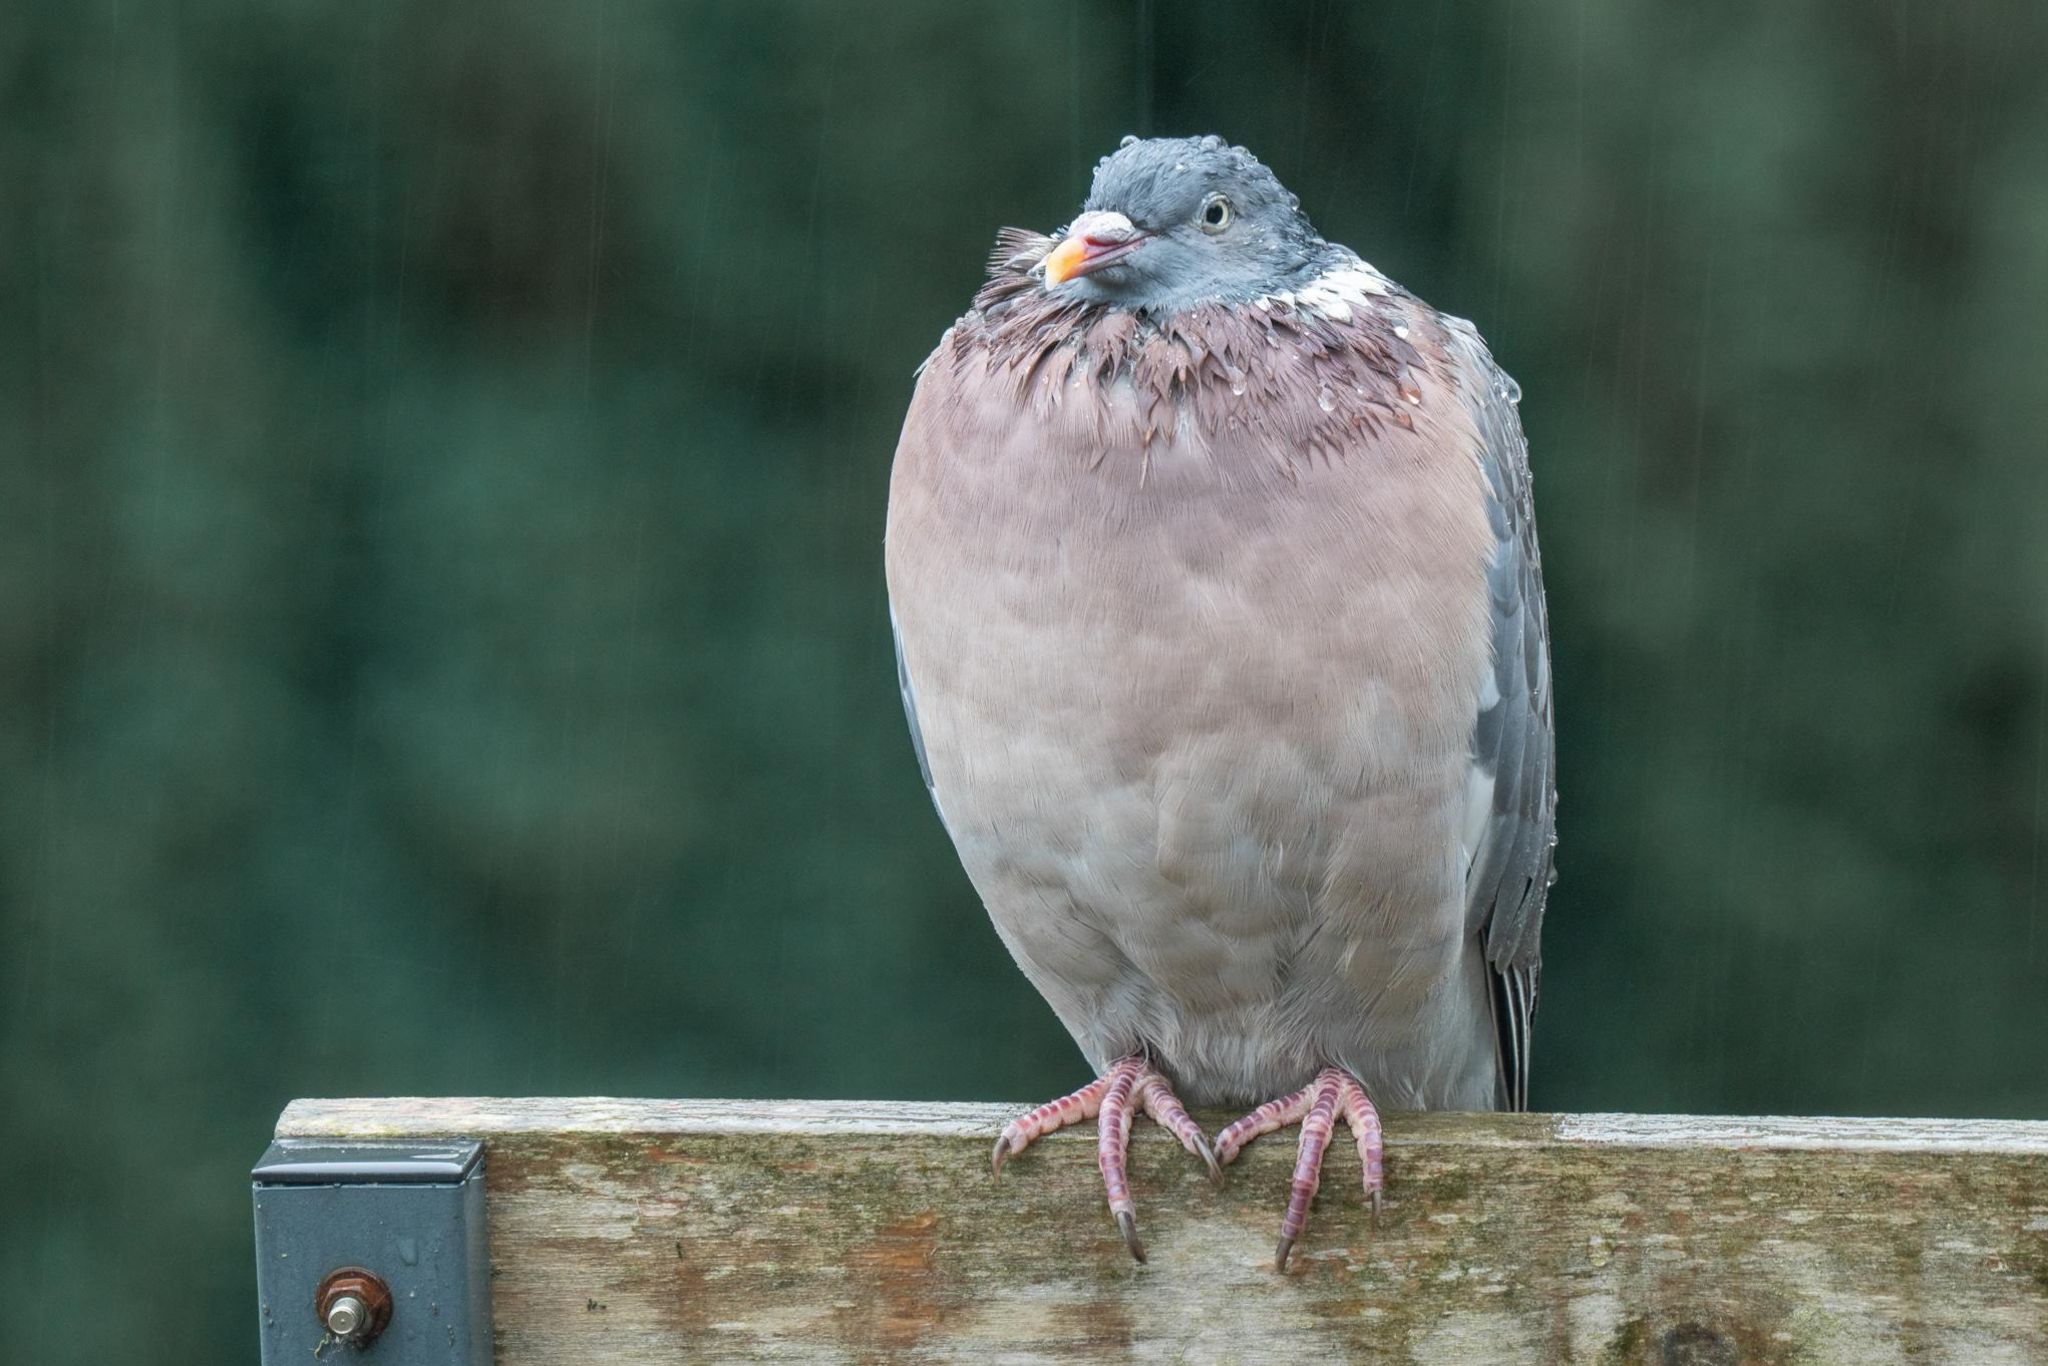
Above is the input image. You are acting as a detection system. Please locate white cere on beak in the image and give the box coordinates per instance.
[1063,210,1138,244]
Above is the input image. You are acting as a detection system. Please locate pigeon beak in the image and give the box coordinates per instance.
[1043,211,1149,287]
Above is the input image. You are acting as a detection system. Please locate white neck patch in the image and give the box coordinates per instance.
[1255,257,1391,323]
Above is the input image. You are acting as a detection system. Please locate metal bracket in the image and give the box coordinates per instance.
[252,1138,491,1363]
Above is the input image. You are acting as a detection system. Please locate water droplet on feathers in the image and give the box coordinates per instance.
[1317,386,1336,413]
[1224,363,1246,396]
[1394,325,1410,340]
[1495,374,1523,405]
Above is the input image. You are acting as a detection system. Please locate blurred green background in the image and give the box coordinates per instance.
[4,0,2047,1359]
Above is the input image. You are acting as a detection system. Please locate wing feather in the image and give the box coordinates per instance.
[1443,315,1558,1112]
[891,605,950,836]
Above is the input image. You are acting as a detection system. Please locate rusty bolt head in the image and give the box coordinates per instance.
[315,1267,392,1345]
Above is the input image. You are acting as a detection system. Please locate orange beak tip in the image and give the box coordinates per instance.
[1042,235,1089,287]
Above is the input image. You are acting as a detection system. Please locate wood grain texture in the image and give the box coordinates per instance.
[277,1099,2048,1364]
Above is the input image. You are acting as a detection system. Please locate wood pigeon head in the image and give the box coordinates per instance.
[1042,134,1333,314]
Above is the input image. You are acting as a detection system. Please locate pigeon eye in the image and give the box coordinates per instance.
[1199,194,1233,234]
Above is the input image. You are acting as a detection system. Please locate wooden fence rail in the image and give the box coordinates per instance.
[272,1098,2048,1363]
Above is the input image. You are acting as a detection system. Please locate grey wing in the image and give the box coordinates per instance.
[1443,315,1558,1113]
[890,604,949,836]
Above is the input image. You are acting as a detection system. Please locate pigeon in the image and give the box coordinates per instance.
[884,135,1556,1269]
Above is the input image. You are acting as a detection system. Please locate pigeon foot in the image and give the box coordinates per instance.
[991,1054,1220,1262]
[1215,1066,1384,1271]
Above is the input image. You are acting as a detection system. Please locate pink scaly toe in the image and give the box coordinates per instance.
[1215,1065,1385,1270]
[991,1054,1219,1262]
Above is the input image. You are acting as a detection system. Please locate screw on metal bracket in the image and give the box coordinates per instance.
[327,1297,366,1338]
[252,1138,489,1365]
[316,1267,393,1345]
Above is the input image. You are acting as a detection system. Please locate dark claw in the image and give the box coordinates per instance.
[1274,1234,1296,1272]
[991,1133,1011,1179]
[1115,1208,1146,1263]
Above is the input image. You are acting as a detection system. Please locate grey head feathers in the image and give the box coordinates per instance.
[1052,134,1338,315]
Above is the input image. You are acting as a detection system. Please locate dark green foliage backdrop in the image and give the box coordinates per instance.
[4,0,2046,1359]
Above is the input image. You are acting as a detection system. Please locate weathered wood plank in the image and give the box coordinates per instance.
[277,1099,2048,1364]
